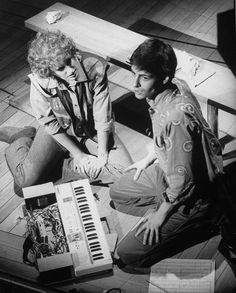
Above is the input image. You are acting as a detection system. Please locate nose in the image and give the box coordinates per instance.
[133,75,140,88]
[65,65,75,76]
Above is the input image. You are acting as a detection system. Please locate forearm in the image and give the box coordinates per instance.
[145,141,158,164]
[97,130,109,162]
[155,201,173,224]
[53,132,85,159]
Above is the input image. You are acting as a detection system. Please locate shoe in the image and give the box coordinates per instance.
[0,126,36,144]
[14,181,23,198]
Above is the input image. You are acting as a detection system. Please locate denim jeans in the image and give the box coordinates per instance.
[110,163,215,267]
[5,126,132,195]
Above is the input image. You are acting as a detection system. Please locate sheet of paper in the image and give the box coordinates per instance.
[149,258,215,293]
[175,51,216,89]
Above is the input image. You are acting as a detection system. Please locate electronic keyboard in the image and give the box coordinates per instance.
[55,179,113,277]
[23,179,113,277]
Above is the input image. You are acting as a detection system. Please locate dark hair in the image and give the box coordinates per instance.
[130,38,177,81]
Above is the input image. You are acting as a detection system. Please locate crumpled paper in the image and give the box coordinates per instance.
[177,51,200,77]
[46,10,63,24]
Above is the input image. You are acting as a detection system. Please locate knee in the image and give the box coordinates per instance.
[14,161,42,188]
[116,232,148,267]
[110,169,136,201]
[109,179,128,205]
[109,180,120,201]
[116,245,130,265]
[116,239,139,266]
[12,166,35,198]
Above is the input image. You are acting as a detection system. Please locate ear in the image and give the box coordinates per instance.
[163,76,169,85]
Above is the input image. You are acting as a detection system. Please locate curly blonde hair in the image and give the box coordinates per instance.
[27,30,77,78]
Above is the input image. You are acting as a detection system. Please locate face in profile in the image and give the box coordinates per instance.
[131,65,161,100]
[54,56,79,83]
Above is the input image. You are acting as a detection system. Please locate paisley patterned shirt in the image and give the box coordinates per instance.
[147,78,223,204]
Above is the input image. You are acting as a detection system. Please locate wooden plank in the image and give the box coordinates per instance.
[0,45,28,72]
[208,49,225,64]
[0,100,8,113]
[0,107,34,131]
[0,159,8,179]
[109,82,130,104]
[149,2,176,24]
[0,106,17,125]
[0,181,17,210]
[184,15,209,38]
[0,0,40,18]
[0,12,34,35]
[115,122,151,161]
[76,0,118,19]
[10,215,27,236]
[0,230,25,263]
[0,200,25,232]
[207,103,219,137]
[112,0,157,29]
[12,0,60,9]
[103,0,140,26]
[191,0,220,15]
[24,2,236,119]
[0,171,15,195]
[0,150,6,164]
[0,181,25,221]
[175,11,201,33]
[167,7,193,30]
[203,0,227,18]
[158,5,182,27]
[0,1,235,292]
[0,71,30,102]
[91,0,129,21]
[0,55,28,86]
[0,30,32,55]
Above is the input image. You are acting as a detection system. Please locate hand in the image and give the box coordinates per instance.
[124,158,151,181]
[135,211,165,245]
[73,154,93,177]
[98,151,108,166]
[73,155,105,180]
[86,156,106,179]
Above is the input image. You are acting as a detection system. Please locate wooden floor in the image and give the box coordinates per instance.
[0,0,236,292]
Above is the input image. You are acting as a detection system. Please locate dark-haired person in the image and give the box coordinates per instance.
[0,31,132,194]
[110,38,223,267]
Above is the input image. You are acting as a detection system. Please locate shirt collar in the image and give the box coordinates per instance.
[146,89,174,108]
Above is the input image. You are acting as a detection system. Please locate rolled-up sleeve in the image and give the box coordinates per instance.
[29,80,61,135]
[92,65,113,132]
[162,120,194,204]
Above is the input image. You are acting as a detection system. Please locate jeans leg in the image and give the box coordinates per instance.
[111,163,213,267]
[117,197,211,267]
[63,132,133,184]
[5,126,65,188]
[83,132,133,170]
[110,163,166,216]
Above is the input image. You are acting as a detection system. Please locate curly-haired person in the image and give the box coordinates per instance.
[0,31,133,195]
